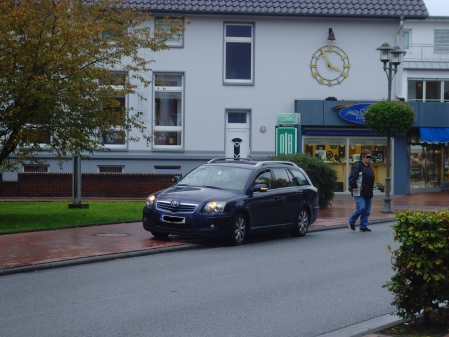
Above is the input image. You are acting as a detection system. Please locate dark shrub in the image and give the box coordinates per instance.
[266,153,337,208]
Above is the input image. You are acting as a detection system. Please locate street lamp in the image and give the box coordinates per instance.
[375,42,406,213]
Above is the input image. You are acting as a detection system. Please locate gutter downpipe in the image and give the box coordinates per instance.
[395,15,406,101]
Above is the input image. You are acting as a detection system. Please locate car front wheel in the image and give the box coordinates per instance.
[289,207,310,237]
[228,213,247,246]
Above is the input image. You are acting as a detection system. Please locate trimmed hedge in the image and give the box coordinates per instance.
[384,210,449,327]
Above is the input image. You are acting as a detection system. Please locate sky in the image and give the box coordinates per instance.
[424,0,449,16]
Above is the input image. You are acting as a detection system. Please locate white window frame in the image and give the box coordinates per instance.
[152,73,184,150]
[155,17,184,48]
[407,78,449,102]
[434,29,449,53]
[223,23,254,85]
[403,29,411,51]
[23,164,49,172]
[97,71,128,149]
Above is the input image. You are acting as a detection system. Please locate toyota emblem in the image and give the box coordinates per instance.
[171,200,179,207]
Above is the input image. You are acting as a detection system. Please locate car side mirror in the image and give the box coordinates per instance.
[253,183,268,192]
[172,176,181,183]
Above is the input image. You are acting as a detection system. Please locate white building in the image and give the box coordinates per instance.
[10,0,449,196]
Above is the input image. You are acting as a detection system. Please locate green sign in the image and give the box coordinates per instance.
[276,113,299,125]
[276,127,297,155]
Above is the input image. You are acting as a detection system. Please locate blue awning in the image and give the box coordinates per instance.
[420,127,449,143]
[304,129,379,136]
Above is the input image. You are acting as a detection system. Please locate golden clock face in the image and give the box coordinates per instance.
[310,45,350,86]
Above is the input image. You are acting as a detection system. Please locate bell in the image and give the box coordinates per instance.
[327,28,336,41]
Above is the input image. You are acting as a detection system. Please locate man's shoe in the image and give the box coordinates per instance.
[360,228,372,232]
[348,221,355,231]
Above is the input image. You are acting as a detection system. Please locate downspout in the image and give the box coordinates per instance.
[395,15,406,101]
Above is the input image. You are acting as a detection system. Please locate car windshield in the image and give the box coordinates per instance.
[177,165,252,190]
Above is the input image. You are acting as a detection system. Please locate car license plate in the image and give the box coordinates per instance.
[161,215,186,223]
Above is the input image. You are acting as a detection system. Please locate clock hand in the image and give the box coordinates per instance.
[321,49,340,71]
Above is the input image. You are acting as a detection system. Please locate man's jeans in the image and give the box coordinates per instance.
[348,196,372,229]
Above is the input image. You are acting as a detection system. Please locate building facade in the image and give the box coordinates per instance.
[6,0,449,196]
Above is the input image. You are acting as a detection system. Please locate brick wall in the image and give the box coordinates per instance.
[0,172,178,199]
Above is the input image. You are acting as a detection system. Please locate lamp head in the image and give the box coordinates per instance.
[390,46,406,65]
[376,42,395,63]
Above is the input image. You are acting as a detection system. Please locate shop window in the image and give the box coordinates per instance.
[224,23,254,85]
[303,137,389,193]
[410,145,442,190]
[153,73,183,149]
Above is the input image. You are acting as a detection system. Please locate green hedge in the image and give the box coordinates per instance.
[384,210,449,327]
[266,153,337,208]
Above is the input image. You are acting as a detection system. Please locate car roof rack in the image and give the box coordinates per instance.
[254,161,298,167]
[207,157,253,163]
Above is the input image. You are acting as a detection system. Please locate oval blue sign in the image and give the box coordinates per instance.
[339,103,372,124]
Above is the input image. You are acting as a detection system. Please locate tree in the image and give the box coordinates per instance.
[0,0,185,172]
[364,100,415,212]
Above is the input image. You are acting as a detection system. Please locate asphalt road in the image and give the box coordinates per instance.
[0,222,399,337]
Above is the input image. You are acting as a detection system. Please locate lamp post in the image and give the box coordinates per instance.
[376,42,406,213]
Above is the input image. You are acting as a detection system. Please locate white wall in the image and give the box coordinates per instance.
[127,15,400,155]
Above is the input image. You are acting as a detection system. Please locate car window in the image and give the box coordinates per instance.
[179,165,251,190]
[289,169,309,186]
[272,168,292,188]
[253,170,273,190]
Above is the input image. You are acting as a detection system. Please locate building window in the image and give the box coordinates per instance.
[23,164,49,172]
[155,17,184,47]
[434,29,449,53]
[98,71,128,147]
[403,29,411,50]
[408,79,449,102]
[154,166,181,173]
[98,166,124,173]
[224,23,254,85]
[153,73,183,149]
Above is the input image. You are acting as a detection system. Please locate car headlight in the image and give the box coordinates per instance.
[146,194,156,208]
[202,201,226,214]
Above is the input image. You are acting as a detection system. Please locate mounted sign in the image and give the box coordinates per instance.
[276,113,300,125]
[338,103,372,124]
[276,126,297,155]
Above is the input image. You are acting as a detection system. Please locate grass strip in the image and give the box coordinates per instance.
[0,201,143,234]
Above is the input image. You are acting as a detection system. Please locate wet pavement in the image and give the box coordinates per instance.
[1,191,449,276]
[1,191,449,337]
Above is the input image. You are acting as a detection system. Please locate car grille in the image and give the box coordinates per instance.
[156,201,197,213]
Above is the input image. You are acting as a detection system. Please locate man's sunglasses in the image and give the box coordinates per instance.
[365,156,372,159]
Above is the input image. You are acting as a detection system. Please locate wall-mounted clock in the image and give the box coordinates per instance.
[310,44,350,86]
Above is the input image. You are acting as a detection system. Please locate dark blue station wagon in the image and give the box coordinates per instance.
[143,158,319,245]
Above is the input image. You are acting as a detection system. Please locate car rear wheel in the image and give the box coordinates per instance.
[150,230,170,239]
[289,207,310,237]
[228,213,247,246]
